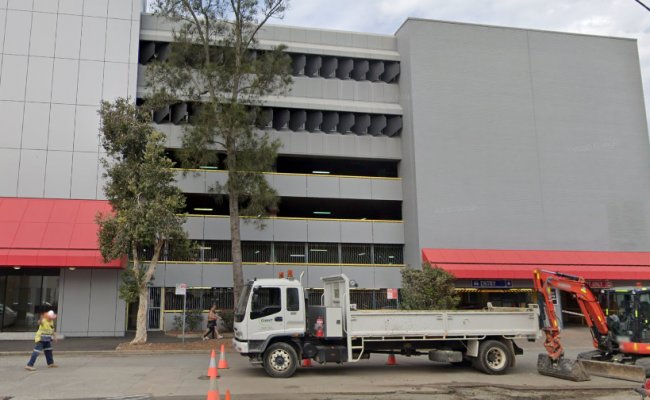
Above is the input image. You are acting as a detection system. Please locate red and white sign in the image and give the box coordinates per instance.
[587,280,613,289]
[175,283,188,295]
[386,288,398,300]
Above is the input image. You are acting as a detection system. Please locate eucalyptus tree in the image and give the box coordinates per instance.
[148,0,292,303]
[97,99,189,344]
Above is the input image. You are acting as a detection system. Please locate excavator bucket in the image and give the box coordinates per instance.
[579,359,646,383]
[537,353,591,382]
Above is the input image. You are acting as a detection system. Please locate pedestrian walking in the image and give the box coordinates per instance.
[202,305,223,340]
[25,310,58,371]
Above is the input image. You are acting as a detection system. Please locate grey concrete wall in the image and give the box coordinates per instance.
[174,170,403,201]
[159,124,403,160]
[140,14,399,60]
[397,19,650,268]
[185,216,405,244]
[0,0,142,200]
[57,268,126,337]
[154,263,402,290]
[138,71,401,107]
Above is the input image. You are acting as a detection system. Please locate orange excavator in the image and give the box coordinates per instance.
[534,269,650,382]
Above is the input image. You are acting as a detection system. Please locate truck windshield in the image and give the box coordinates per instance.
[234,283,252,323]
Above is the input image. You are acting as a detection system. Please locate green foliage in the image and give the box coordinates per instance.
[97,98,188,308]
[148,0,292,302]
[118,267,149,303]
[400,263,460,310]
[173,309,203,332]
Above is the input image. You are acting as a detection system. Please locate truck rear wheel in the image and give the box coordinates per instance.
[473,340,512,375]
[263,342,298,378]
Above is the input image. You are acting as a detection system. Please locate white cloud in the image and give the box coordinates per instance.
[276,0,650,126]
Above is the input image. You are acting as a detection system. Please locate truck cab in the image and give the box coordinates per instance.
[233,274,306,357]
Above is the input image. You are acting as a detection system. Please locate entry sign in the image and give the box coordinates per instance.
[175,283,188,295]
[471,280,513,289]
[387,288,398,300]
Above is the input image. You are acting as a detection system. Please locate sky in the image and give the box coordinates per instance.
[270,0,650,122]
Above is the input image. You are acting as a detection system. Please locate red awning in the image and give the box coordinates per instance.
[422,248,650,280]
[0,198,124,269]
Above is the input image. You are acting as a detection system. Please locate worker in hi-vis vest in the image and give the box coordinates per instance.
[25,310,58,371]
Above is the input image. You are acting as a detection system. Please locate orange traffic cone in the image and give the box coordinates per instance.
[302,358,312,367]
[206,376,220,400]
[208,349,219,378]
[224,389,232,400]
[386,354,397,365]
[218,343,229,369]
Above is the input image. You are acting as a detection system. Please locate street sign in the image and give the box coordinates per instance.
[175,283,188,343]
[471,280,513,289]
[386,288,398,300]
[175,283,188,295]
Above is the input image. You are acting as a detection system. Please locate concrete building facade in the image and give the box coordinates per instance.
[1,1,649,337]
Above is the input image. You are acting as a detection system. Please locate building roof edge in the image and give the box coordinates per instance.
[395,16,637,42]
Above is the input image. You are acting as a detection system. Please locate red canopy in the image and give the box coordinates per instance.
[0,197,124,268]
[421,248,650,280]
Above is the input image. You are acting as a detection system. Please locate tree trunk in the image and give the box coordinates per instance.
[132,288,148,344]
[229,190,244,306]
[130,241,162,345]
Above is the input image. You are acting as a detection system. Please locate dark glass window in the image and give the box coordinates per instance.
[242,241,271,263]
[287,288,300,312]
[341,244,372,264]
[373,244,404,265]
[274,242,306,263]
[307,243,339,264]
[250,287,281,319]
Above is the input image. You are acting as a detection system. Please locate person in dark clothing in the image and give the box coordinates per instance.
[202,305,222,340]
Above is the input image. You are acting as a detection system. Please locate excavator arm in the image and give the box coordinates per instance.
[533,269,611,360]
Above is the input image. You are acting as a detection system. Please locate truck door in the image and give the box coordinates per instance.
[248,286,284,341]
[284,287,305,334]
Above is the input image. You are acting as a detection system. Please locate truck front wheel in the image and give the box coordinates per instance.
[263,342,298,378]
[473,340,512,375]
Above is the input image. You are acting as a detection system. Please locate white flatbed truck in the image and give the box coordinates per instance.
[232,273,540,378]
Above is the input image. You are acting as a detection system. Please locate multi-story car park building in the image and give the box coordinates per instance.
[2,0,650,337]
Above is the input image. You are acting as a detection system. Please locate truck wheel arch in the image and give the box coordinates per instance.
[264,336,303,358]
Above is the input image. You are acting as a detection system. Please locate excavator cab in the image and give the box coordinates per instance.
[601,289,650,344]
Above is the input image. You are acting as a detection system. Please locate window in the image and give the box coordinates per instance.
[373,244,404,265]
[0,269,60,332]
[307,243,339,264]
[164,287,233,311]
[234,284,252,323]
[341,244,372,264]
[274,242,306,263]
[242,241,271,263]
[287,288,300,312]
[250,287,281,319]
[201,241,231,262]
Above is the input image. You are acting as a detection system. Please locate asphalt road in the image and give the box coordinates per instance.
[0,330,644,400]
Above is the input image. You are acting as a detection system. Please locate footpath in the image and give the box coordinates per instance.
[0,326,593,355]
[0,332,233,355]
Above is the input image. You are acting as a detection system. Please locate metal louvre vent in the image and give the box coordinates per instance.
[148,102,402,137]
[138,41,400,83]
